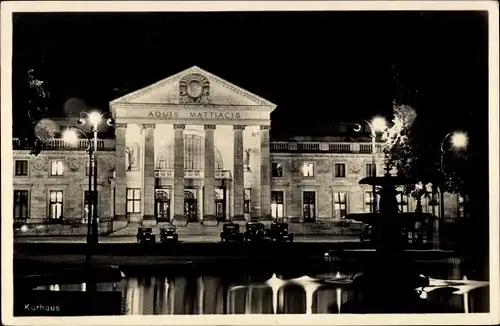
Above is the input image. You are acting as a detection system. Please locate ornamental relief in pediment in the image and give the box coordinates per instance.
[179,73,211,104]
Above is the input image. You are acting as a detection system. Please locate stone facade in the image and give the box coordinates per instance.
[13,149,116,222]
[270,147,464,221]
[12,66,466,236]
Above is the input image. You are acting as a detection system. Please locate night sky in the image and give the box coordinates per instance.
[12,11,489,139]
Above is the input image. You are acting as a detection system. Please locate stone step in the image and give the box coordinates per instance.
[109,223,223,237]
[109,221,363,237]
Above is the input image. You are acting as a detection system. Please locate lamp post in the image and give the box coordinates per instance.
[62,126,93,263]
[439,131,468,245]
[354,116,387,213]
[76,111,114,245]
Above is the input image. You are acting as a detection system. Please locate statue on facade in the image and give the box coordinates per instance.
[125,145,137,171]
[244,148,251,172]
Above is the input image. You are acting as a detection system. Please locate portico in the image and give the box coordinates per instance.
[110,66,276,225]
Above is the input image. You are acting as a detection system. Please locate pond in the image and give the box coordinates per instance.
[33,260,489,314]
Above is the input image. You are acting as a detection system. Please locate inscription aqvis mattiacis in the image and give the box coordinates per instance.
[148,111,242,119]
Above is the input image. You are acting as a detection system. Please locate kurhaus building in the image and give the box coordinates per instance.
[12,66,465,235]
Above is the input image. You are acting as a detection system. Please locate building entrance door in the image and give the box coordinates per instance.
[155,190,170,223]
[214,188,226,221]
[184,190,197,222]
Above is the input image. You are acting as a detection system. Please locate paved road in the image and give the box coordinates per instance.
[14,235,361,244]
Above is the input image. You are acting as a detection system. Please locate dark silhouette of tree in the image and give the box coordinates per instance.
[380,102,471,209]
[13,68,50,155]
[379,103,416,178]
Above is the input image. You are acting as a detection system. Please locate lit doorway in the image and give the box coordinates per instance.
[184,190,197,222]
[215,188,226,221]
[155,190,170,223]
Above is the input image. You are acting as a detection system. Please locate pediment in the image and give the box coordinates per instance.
[111,66,276,109]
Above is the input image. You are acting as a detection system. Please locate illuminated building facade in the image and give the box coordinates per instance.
[12,66,466,235]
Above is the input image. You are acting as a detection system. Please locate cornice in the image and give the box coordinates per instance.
[112,102,272,112]
[270,153,384,161]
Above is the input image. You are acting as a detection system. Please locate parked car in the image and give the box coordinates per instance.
[136,227,155,244]
[220,223,244,242]
[359,224,372,242]
[269,222,294,242]
[159,226,178,243]
[244,222,270,242]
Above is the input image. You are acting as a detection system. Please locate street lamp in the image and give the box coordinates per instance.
[354,116,387,213]
[75,111,114,245]
[439,131,468,244]
[62,127,93,263]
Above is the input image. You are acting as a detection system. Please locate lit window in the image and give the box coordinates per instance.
[50,160,64,176]
[398,193,409,212]
[271,191,284,219]
[127,188,141,213]
[302,163,314,177]
[272,162,283,177]
[83,190,98,223]
[334,191,348,217]
[364,191,374,213]
[303,191,316,221]
[335,164,346,178]
[49,190,63,219]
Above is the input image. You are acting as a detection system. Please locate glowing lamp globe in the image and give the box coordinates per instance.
[88,111,102,127]
[62,129,78,145]
[451,132,468,149]
[372,116,387,132]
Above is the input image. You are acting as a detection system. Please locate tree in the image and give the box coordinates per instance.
[379,103,417,178]
[379,103,444,209]
[379,101,472,212]
[13,68,50,155]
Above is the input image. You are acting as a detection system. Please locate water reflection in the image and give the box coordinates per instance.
[34,264,489,314]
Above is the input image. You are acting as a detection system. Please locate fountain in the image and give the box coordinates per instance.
[339,174,436,312]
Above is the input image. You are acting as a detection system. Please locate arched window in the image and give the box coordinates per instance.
[155,134,224,170]
[184,190,195,199]
[155,190,169,201]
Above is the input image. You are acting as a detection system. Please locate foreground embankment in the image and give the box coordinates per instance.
[14,242,460,264]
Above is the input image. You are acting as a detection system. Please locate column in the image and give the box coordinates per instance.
[169,187,175,222]
[110,181,115,218]
[260,125,272,220]
[114,123,127,220]
[203,125,216,224]
[226,185,231,221]
[197,187,203,222]
[233,125,245,220]
[173,124,185,223]
[142,124,156,225]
